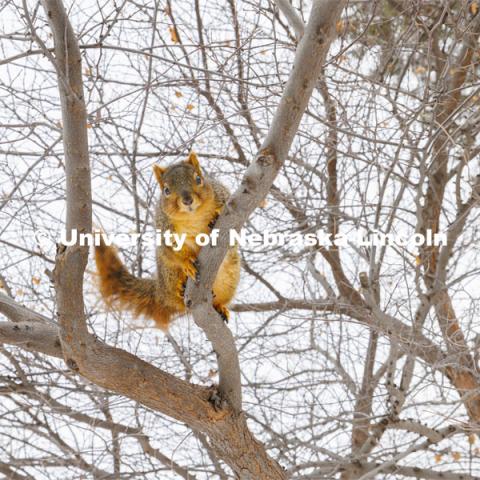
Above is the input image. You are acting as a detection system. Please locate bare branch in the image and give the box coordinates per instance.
[185,0,346,412]
[0,321,61,358]
[0,292,52,325]
[274,0,305,40]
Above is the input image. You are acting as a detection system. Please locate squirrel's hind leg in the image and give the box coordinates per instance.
[212,301,230,323]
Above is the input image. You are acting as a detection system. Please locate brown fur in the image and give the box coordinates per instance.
[95,152,240,330]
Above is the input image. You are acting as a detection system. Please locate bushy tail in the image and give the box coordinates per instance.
[94,237,172,329]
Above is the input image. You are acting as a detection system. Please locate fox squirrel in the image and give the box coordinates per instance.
[95,152,240,330]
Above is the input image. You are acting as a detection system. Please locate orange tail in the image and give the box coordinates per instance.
[94,238,173,330]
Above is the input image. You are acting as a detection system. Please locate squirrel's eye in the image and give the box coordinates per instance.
[195,175,202,185]
[163,187,171,196]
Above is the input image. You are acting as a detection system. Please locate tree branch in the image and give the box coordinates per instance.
[0,321,62,358]
[185,0,347,412]
[0,292,52,325]
[274,0,305,40]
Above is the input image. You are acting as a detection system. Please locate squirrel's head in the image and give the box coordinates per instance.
[153,152,213,217]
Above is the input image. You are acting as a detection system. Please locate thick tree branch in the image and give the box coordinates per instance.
[0,292,52,325]
[0,321,62,358]
[40,0,91,362]
[0,302,232,429]
[185,0,347,412]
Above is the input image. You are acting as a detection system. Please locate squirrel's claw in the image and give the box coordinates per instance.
[178,260,200,302]
[184,258,200,283]
[177,279,187,299]
[183,259,197,279]
[214,304,229,323]
[208,214,219,231]
[192,259,200,283]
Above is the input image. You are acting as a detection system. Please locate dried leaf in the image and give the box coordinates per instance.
[169,26,179,43]
[336,20,345,34]
[471,2,478,15]
[434,453,442,463]
[32,276,41,285]
[186,104,194,111]
[175,91,183,98]
[452,451,461,461]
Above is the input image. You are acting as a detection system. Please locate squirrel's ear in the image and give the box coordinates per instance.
[186,151,201,173]
[153,164,166,187]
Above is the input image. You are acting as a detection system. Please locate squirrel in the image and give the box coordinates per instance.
[94,152,240,330]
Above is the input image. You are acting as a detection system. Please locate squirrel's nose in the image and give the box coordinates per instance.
[182,194,193,206]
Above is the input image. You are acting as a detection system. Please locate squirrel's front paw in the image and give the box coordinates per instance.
[183,258,200,282]
[177,279,187,299]
[208,214,219,231]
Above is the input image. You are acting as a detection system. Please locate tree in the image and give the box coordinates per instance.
[1,0,480,479]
